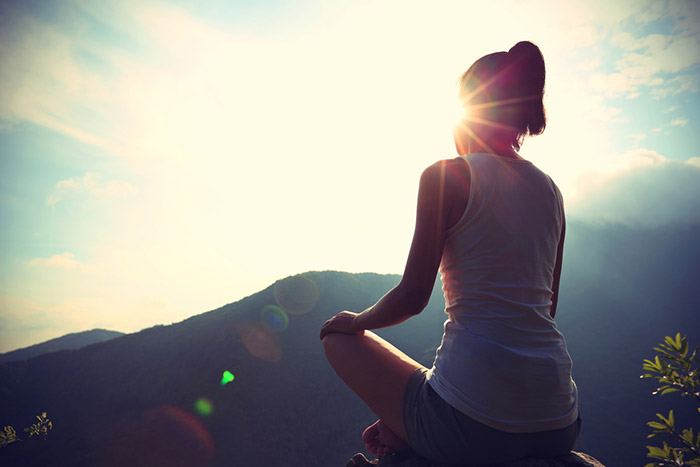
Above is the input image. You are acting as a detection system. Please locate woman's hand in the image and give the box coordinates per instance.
[319,311,364,340]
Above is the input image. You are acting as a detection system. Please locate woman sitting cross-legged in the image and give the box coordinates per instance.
[319,41,580,465]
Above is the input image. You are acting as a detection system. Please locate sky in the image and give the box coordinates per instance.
[1,0,699,352]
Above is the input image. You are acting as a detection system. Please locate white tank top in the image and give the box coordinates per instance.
[426,153,578,433]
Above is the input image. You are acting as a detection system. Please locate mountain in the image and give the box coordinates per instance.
[0,329,125,363]
[556,222,700,465]
[0,222,699,466]
[0,272,436,467]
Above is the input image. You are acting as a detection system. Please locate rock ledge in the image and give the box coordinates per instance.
[345,451,605,467]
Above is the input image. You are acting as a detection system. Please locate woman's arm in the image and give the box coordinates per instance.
[320,160,462,339]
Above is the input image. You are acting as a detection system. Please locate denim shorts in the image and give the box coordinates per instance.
[402,368,582,464]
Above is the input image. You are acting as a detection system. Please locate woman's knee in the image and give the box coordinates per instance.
[321,332,357,362]
[320,332,335,357]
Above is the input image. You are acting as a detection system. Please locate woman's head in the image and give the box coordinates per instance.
[455,41,546,153]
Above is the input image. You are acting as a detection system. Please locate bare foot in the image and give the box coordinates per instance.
[361,420,409,456]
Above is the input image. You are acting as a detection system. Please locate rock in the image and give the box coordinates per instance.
[346,453,377,466]
[344,451,605,467]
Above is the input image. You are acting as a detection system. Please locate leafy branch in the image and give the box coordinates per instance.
[641,333,700,467]
[0,412,52,448]
[0,425,19,448]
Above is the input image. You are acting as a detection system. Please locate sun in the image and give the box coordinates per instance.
[438,95,470,137]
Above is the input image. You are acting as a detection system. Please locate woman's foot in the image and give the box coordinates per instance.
[361,420,409,456]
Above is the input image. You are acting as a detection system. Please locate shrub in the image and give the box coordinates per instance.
[0,412,52,448]
[641,333,699,466]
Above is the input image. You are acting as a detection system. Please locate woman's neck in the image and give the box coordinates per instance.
[467,139,520,160]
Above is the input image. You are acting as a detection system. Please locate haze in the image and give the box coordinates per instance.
[1,0,699,352]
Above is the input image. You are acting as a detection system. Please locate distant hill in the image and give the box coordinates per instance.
[0,271,424,467]
[0,329,125,363]
[0,222,698,466]
[556,222,700,465]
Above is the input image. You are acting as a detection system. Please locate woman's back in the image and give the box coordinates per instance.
[428,153,578,433]
[322,41,582,464]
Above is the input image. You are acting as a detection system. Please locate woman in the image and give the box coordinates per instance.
[320,41,580,465]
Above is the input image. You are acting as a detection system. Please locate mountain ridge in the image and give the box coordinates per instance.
[0,271,421,467]
[1,222,699,466]
[0,329,125,363]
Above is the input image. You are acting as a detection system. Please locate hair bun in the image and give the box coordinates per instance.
[507,41,545,92]
[506,41,546,137]
[508,41,541,61]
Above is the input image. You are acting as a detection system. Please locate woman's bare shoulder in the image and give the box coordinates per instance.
[417,159,470,227]
[422,157,469,178]
[420,158,470,189]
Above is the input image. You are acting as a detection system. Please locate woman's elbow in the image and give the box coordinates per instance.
[397,283,432,316]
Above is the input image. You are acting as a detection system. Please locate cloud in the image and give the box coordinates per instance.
[567,150,700,227]
[579,58,600,72]
[651,74,700,99]
[630,133,646,146]
[47,172,137,207]
[0,294,118,353]
[0,2,118,147]
[592,3,700,100]
[670,118,689,127]
[619,34,700,84]
[4,236,270,353]
[27,252,96,273]
[663,105,679,114]
[2,0,698,355]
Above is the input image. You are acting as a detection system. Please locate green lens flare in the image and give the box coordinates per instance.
[194,398,213,416]
[260,305,289,332]
[220,370,235,386]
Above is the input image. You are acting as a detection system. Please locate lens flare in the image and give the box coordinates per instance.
[452,100,469,130]
[103,405,214,467]
[194,398,213,416]
[234,321,282,363]
[274,274,320,315]
[220,370,235,386]
[260,305,289,332]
